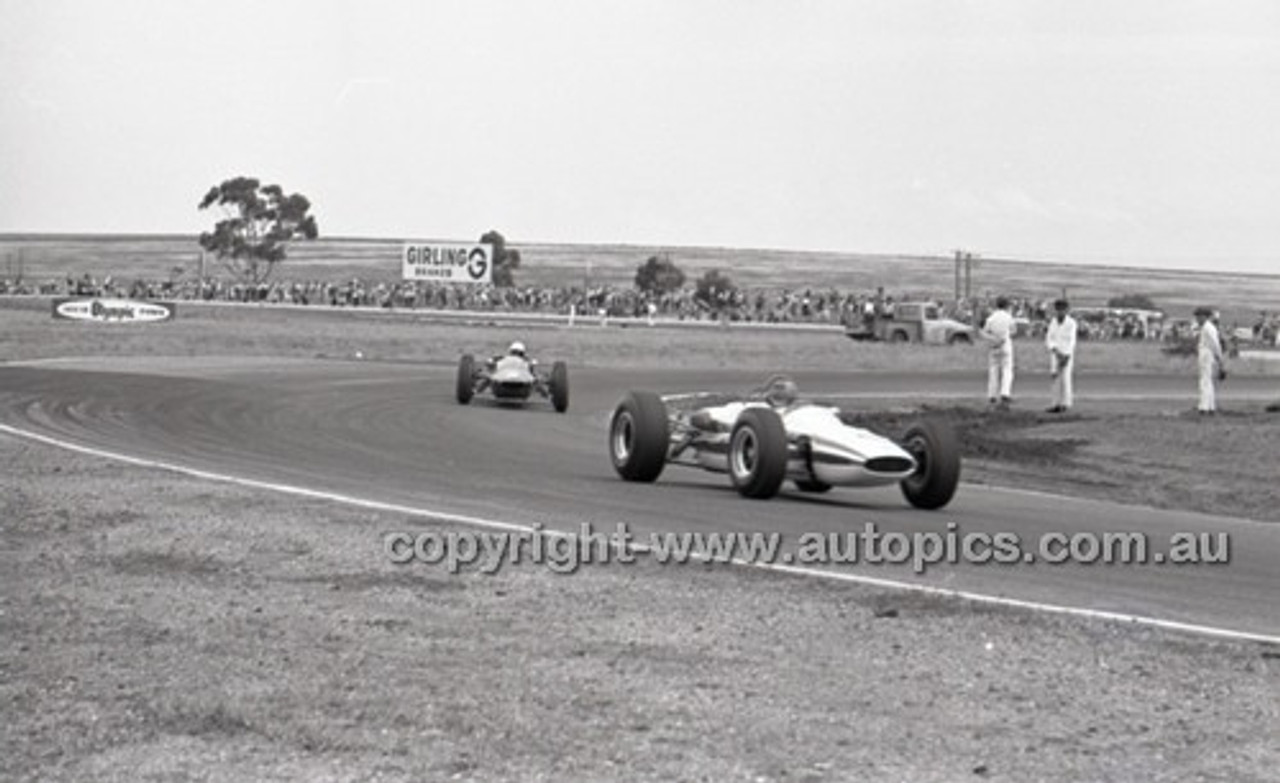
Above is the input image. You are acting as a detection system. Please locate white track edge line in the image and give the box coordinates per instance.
[2,421,1278,647]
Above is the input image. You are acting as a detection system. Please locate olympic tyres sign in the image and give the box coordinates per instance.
[52,298,176,323]
[402,243,493,284]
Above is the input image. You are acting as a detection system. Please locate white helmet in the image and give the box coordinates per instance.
[508,341,527,357]
[763,374,799,407]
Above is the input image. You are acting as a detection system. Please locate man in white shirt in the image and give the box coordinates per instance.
[1195,306,1225,414]
[1044,299,1078,413]
[982,296,1016,408]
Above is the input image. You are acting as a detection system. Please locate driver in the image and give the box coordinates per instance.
[485,341,533,379]
[682,374,801,449]
[494,341,534,365]
[762,374,799,408]
[690,374,801,421]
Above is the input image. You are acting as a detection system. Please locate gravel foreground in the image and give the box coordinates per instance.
[2,436,1278,782]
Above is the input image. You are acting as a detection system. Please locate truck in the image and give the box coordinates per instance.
[845,301,976,345]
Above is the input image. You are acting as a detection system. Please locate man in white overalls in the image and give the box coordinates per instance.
[1045,299,1078,413]
[982,296,1016,409]
[1194,306,1225,414]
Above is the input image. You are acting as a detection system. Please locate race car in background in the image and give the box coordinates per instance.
[607,375,960,509]
[456,342,569,413]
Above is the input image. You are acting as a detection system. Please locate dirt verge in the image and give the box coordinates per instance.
[845,403,1280,522]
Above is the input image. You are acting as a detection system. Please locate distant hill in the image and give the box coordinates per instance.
[1,233,1276,324]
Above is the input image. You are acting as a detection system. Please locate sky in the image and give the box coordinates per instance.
[1,0,1278,273]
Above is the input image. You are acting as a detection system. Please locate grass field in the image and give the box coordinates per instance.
[7,295,1280,377]
[4,233,1280,324]
[3,435,1278,782]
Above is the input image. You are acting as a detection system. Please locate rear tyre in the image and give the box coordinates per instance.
[890,330,910,343]
[728,408,788,499]
[456,354,475,404]
[550,361,569,413]
[609,391,669,482]
[899,420,961,510]
[947,332,972,345]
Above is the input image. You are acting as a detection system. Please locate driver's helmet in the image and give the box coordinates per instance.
[763,374,799,407]
[508,341,527,358]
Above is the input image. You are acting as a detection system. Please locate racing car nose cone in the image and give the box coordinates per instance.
[864,456,915,473]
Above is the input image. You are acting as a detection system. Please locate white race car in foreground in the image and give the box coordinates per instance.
[608,385,961,509]
[456,352,569,413]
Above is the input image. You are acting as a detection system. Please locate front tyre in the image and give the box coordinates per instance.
[728,408,788,499]
[456,354,475,404]
[609,391,669,482]
[550,361,569,413]
[899,420,961,510]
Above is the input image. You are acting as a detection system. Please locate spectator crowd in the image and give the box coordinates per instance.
[2,273,874,325]
[2,272,1277,345]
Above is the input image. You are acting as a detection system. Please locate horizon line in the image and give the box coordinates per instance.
[0,230,1276,281]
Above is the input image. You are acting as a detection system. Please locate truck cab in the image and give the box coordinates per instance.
[846,301,975,345]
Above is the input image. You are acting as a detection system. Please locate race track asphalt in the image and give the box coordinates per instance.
[2,358,1278,640]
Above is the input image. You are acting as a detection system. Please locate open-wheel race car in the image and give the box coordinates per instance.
[456,342,569,413]
[607,375,960,509]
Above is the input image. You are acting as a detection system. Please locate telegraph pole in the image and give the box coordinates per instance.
[954,250,962,302]
[953,249,978,302]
